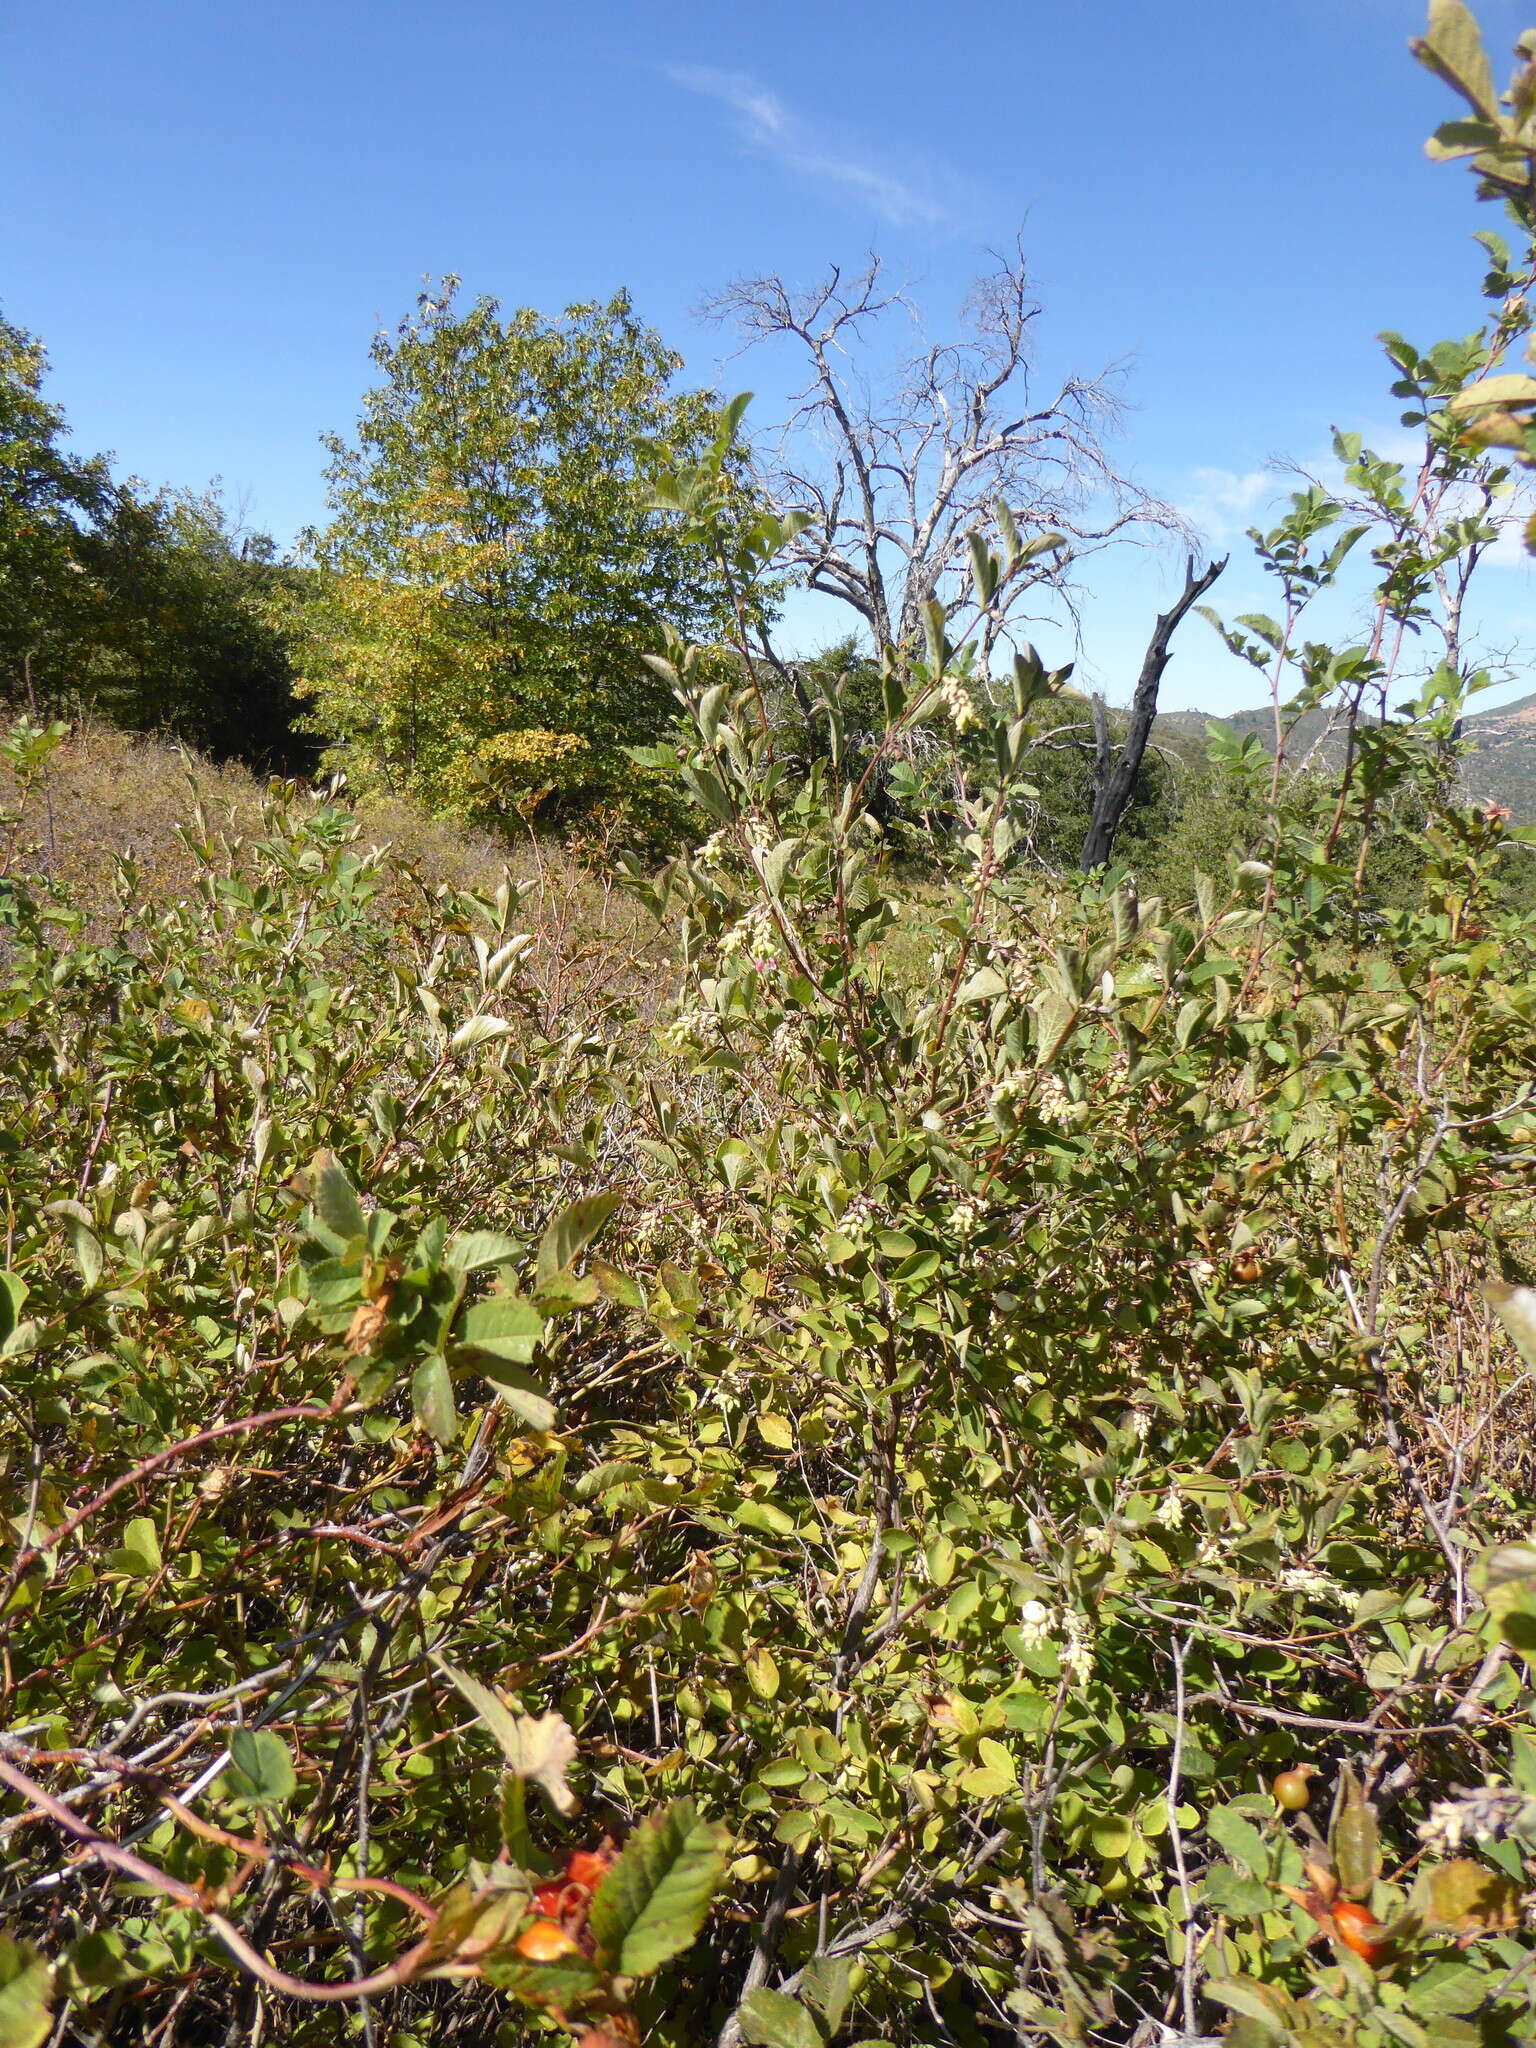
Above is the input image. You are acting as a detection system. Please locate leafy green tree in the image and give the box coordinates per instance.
[287,280,746,822]
[0,315,307,767]
[78,484,310,766]
[0,311,108,705]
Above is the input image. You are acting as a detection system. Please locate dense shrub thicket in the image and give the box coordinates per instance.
[6,8,1536,2048]
[3,571,1536,2048]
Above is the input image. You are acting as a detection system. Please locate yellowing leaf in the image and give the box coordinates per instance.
[436,1659,578,1813]
[1417,1858,1523,1934]
[745,1647,780,1700]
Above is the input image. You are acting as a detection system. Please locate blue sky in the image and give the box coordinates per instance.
[4,0,1534,712]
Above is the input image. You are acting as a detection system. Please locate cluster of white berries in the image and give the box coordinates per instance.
[1276,1566,1340,1601]
[1418,1786,1536,1856]
[696,829,733,870]
[1062,1612,1095,1685]
[769,1019,802,1065]
[949,1196,984,1238]
[1016,1599,1054,1650]
[661,1006,725,1053]
[991,1070,1076,1124]
[1155,1489,1184,1530]
[1034,1075,1071,1121]
[1015,1600,1096,1686]
[940,674,982,732]
[719,902,778,967]
[992,1071,1031,1110]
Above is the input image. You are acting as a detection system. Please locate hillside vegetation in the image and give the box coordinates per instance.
[1158,691,1536,827]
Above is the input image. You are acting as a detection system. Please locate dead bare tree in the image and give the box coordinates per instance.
[703,246,1183,672]
[1080,552,1227,869]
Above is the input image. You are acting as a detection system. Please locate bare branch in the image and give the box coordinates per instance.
[706,244,1181,665]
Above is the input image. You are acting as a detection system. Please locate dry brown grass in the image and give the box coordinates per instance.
[0,721,673,1015]
[0,720,269,909]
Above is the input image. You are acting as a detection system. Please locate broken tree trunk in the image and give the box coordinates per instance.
[1079,552,1226,870]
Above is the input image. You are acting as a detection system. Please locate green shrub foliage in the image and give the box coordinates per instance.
[4,10,1536,2047]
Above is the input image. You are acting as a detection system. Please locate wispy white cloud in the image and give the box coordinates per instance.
[1176,465,1278,544]
[662,64,964,230]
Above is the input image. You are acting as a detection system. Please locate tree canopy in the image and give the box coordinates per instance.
[286,281,749,822]
[0,312,108,703]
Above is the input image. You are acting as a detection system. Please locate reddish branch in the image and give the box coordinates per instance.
[0,1754,443,2005]
[1,1395,346,1603]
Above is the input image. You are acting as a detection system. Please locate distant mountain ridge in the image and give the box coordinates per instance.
[1153,689,1536,822]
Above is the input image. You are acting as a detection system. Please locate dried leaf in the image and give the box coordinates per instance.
[344,1297,391,1356]
[1416,1858,1523,1935]
[436,1659,578,1813]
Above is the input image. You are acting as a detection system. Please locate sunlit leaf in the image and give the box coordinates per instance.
[587,1797,729,1976]
[435,1662,577,1814]
[225,1729,297,1809]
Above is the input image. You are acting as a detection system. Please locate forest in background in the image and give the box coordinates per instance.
[6,95,1536,904]
[7,6,1536,2048]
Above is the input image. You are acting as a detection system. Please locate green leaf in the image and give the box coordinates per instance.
[474,1357,556,1431]
[457,1294,544,1364]
[1485,1280,1536,1369]
[737,1987,827,2048]
[481,1953,605,2001]
[1414,0,1499,119]
[444,1231,522,1273]
[535,1192,620,1284]
[736,1499,796,1538]
[759,838,802,898]
[435,1660,577,1813]
[0,1937,52,2048]
[450,1013,514,1052]
[118,1515,161,1576]
[800,1955,854,2034]
[411,1354,458,1442]
[0,1273,24,1348]
[975,1737,1017,1789]
[313,1156,366,1243]
[1475,1541,1536,1652]
[956,965,1008,1005]
[1019,529,1068,563]
[1205,1804,1270,1879]
[225,1729,297,1809]
[1330,1765,1380,1898]
[1202,1863,1274,1919]
[1405,1963,1491,2019]
[1205,1977,1296,2037]
[45,1202,103,1290]
[587,1797,730,1977]
[533,1269,599,1309]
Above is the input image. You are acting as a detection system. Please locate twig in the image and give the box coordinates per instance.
[1167,1635,1199,2035]
[1,1397,343,1606]
[0,1755,440,2005]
